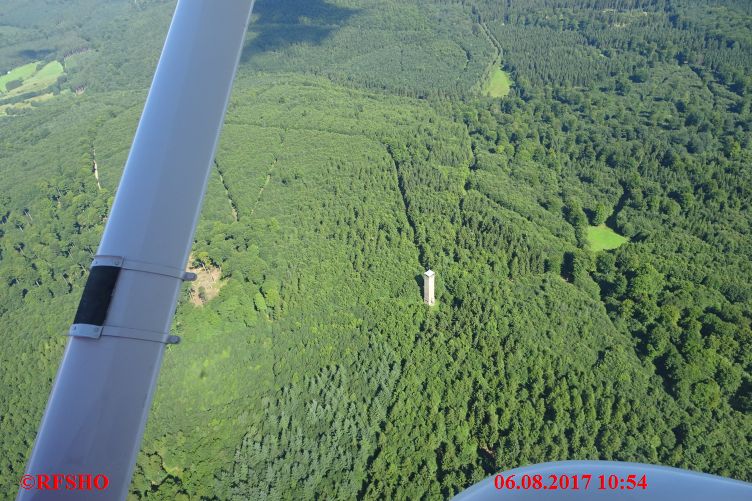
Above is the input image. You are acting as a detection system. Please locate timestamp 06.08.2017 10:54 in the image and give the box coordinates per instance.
[494,473,648,492]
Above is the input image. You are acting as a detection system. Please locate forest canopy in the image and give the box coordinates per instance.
[0,0,750,499]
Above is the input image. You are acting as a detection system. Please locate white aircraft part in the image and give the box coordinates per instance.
[19,1,254,499]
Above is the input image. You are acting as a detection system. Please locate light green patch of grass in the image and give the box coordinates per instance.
[33,61,64,81]
[484,67,512,97]
[587,224,628,252]
[0,62,38,92]
[3,61,64,99]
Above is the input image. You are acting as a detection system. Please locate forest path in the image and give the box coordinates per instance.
[477,20,504,93]
[214,159,239,222]
[250,134,285,217]
[478,20,502,57]
[385,144,428,270]
[250,172,273,217]
[91,150,102,191]
[606,181,630,229]
[356,145,425,500]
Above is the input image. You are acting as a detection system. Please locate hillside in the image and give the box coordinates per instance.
[0,1,751,499]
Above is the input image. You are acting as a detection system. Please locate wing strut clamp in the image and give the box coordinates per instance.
[65,255,195,344]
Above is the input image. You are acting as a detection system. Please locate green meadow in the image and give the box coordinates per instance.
[0,62,38,92]
[587,224,628,251]
[0,61,65,115]
[2,61,63,98]
[485,67,512,97]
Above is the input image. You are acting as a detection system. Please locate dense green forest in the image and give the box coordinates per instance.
[0,0,750,498]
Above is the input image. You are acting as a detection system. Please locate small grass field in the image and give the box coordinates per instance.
[0,62,38,92]
[484,68,512,97]
[0,60,66,116]
[1,61,64,99]
[587,224,628,251]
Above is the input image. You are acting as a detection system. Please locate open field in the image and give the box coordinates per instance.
[485,67,512,97]
[0,62,37,91]
[1,61,63,99]
[587,224,628,251]
[0,60,66,115]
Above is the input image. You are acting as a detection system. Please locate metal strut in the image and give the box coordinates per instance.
[66,255,196,344]
[19,2,255,499]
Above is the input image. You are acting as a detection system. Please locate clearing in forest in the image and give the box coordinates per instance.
[188,264,224,307]
[0,61,64,102]
[587,224,628,251]
[484,67,512,97]
[0,62,38,91]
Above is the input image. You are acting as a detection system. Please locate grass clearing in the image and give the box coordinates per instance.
[485,67,512,97]
[2,61,63,99]
[587,224,628,251]
[0,62,38,91]
[33,61,64,81]
[0,60,66,115]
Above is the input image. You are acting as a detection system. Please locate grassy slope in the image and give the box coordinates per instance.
[0,60,65,116]
[0,61,37,91]
[587,225,628,252]
[3,61,63,98]
[485,67,511,97]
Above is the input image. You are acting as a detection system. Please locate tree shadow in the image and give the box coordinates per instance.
[242,0,358,63]
[414,273,424,289]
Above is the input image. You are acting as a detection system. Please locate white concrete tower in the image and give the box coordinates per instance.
[424,269,435,306]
